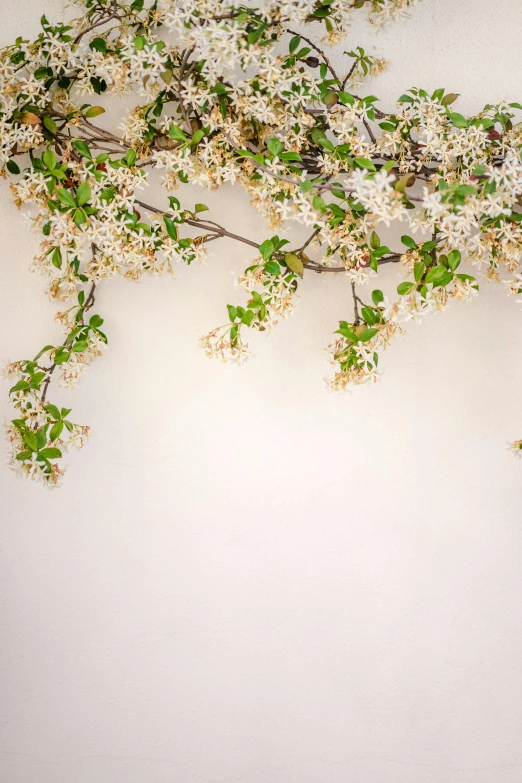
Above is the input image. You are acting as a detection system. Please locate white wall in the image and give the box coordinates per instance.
[2,2,522,782]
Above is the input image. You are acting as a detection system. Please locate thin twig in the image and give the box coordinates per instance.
[134,198,402,273]
[74,0,120,43]
[286,28,339,82]
[298,228,320,254]
[351,281,360,325]
[41,279,96,403]
[341,59,358,91]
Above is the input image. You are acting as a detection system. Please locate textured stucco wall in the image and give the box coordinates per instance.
[2,2,522,782]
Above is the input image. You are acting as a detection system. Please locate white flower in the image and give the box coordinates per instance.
[348,169,407,227]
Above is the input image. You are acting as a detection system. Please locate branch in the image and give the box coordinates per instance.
[74,0,120,43]
[286,28,339,82]
[177,47,196,133]
[41,280,96,404]
[351,281,360,325]
[341,59,359,91]
[134,198,402,273]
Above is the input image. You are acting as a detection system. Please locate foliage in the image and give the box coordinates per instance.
[1,0,521,485]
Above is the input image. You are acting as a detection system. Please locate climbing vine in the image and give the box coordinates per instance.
[2,0,522,485]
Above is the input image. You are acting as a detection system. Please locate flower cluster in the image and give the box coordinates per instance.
[326,289,398,389]
[5,289,101,486]
[200,239,300,362]
[1,0,521,485]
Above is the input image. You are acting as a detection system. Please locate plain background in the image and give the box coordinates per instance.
[2,1,522,781]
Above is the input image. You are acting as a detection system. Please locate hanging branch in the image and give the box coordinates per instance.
[3,0,522,485]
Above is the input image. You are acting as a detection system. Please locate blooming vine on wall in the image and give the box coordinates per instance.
[2,0,521,486]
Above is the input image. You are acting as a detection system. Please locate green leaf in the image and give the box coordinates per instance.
[336,326,358,342]
[370,231,380,250]
[401,235,417,250]
[50,420,64,441]
[90,37,107,55]
[45,403,61,420]
[289,35,301,54]
[34,345,54,361]
[249,291,263,307]
[43,116,57,134]
[227,304,237,322]
[43,149,56,170]
[6,160,20,175]
[259,239,275,261]
[23,432,38,452]
[29,373,46,392]
[394,173,415,193]
[361,306,377,325]
[161,69,173,85]
[425,265,453,285]
[72,340,88,353]
[279,151,302,162]
[51,247,62,269]
[56,188,77,208]
[436,271,454,287]
[76,182,91,206]
[73,209,87,228]
[397,281,416,295]
[371,289,384,305]
[54,350,70,364]
[85,105,106,118]
[472,164,487,177]
[323,90,338,107]
[194,203,208,213]
[267,138,283,157]
[312,195,326,212]
[125,148,137,166]
[39,447,62,459]
[73,139,92,159]
[379,121,398,132]
[284,253,304,278]
[34,66,52,80]
[414,261,425,282]
[448,112,468,128]
[338,92,355,105]
[328,203,346,219]
[169,124,188,142]
[163,216,178,240]
[264,260,280,275]
[191,129,205,144]
[447,249,461,271]
[354,157,376,171]
[357,328,378,342]
[9,380,29,394]
[441,93,459,106]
